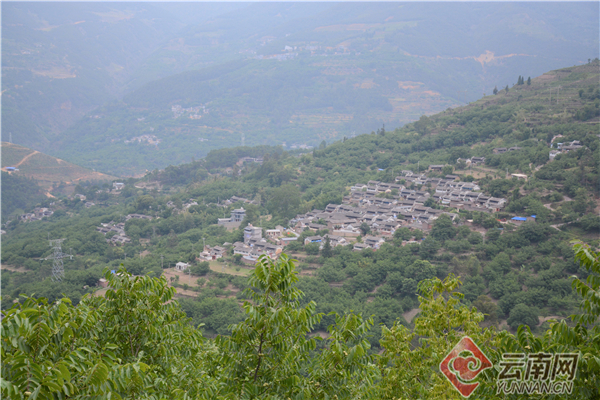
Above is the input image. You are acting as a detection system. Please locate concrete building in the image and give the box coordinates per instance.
[244,224,263,244]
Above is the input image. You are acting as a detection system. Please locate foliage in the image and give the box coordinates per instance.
[2,248,600,398]
[377,274,499,399]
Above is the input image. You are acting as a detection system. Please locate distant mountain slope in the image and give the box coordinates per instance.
[1,142,116,188]
[4,2,598,175]
[57,59,599,177]
[135,2,599,100]
[0,2,240,148]
[156,61,599,192]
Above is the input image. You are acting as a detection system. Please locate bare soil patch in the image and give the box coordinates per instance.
[1,265,29,273]
[402,307,421,323]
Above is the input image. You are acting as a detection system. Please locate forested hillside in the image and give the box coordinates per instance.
[2,64,599,398]
[2,63,598,346]
[0,172,47,221]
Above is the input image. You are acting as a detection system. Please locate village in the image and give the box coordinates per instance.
[171,104,210,119]
[75,162,520,276]
[187,168,514,270]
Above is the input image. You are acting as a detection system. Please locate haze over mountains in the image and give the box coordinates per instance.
[2,2,598,175]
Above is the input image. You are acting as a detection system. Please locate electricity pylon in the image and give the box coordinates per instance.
[47,239,72,281]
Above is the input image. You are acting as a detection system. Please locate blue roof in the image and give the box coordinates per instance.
[511,217,527,221]
[111,270,116,274]
[531,215,536,218]
[378,168,384,171]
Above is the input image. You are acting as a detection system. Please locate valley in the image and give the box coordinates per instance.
[1,4,599,398]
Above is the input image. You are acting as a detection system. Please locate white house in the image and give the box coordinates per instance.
[175,262,190,271]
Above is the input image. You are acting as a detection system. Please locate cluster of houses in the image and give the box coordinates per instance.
[171,104,209,119]
[289,143,313,150]
[549,140,585,160]
[493,139,586,162]
[290,200,453,241]
[96,221,130,245]
[197,223,297,265]
[95,214,153,245]
[222,196,257,206]
[199,245,227,261]
[254,52,298,61]
[347,173,506,212]
[288,174,507,251]
[231,224,285,264]
[493,147,522,154]
[20,207,53,222]
[166,199,198,213]
[124,134,161,146]
[456,157,485,167]
[236,157,264,166]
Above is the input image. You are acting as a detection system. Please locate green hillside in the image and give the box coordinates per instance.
[1,61,598,399]
[3,60,598,320]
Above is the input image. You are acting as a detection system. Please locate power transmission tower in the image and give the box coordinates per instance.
[47,239,72,281]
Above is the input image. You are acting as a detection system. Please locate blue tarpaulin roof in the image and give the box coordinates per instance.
[511,217,527,221]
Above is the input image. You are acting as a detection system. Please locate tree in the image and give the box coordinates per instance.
[493,86,498,95]
[473,295,499,324]
[507,303,539,329]
[285,240,303,252]
[505,85,509,94]
[549,243,600,396]
[191,261,210,276]
[414,115,432,136]
[377,275,498,399]
[305,242,320,255]
[405,259,437,283]
[430,214,456,242]
[215,254,322,397]
[359,222,371,236]
[526,76,531,85]
[0,268,208,399]
[134,195,154,212]
[394,227,412,241]
[233,254,243,265]
[241,203,260,225]
[321,236,332,258]
[267,184,302,219]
